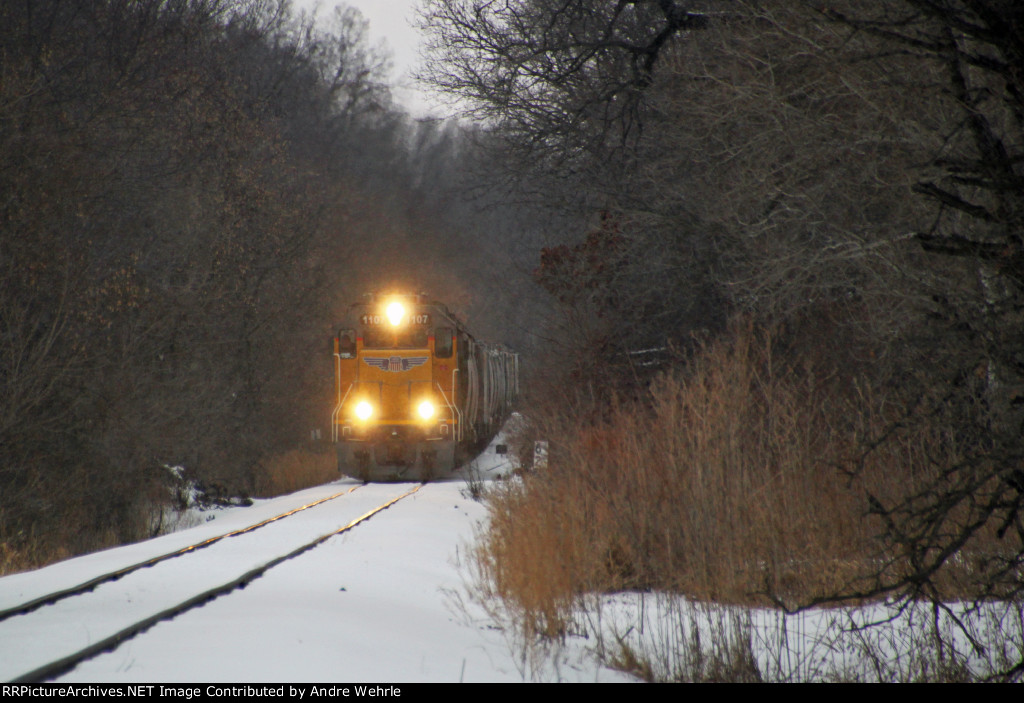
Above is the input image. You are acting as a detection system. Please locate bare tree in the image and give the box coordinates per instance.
[0,0,421,565]
[419,0,711,174]
[789,0,1024,625]
[424,2,1024,673]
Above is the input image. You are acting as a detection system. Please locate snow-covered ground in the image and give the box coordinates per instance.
[589,591,1023,682]
[4,426,1020,683]
[0,435,631,683]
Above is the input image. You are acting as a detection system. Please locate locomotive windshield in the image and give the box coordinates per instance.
[435,327,453,358]
[357,303,432,349]
[362,326,429,349]
[338,329,356,358]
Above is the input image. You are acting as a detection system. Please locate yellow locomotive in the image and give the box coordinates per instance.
[331,292,519,481]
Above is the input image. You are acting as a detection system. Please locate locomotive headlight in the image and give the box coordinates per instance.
[417,400,435,420]
[386,301,405,327]
[355,401,374,421]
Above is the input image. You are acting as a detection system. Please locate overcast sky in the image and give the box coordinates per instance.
[296,0,442,117]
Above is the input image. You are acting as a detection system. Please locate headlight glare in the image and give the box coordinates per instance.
[355,401,373,421]
[417,400,435,420]
[386,301,405,326]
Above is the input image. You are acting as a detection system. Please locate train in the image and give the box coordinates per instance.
[330,292,519,481]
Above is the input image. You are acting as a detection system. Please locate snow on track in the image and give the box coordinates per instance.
[0,482,377,614]
[1,433,629,682]
[58,481,524,682]
[0,482,421,681]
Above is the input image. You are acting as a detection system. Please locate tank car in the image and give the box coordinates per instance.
[330,292,518,481]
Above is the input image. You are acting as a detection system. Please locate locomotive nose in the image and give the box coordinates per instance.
[333,292,518,481]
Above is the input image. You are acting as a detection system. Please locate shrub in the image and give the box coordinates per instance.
[473,321,1012,641]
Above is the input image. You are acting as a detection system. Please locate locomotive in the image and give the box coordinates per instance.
[331,292,519,481]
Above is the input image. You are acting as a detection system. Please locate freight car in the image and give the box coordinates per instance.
[330,292,518,481]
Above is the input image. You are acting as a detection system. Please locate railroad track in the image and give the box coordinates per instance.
[1,482,423,683]
[0,484,365,623]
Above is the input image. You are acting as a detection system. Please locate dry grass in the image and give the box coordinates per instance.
[253,446,337,498]
[0,509,136,577]
[473,322,1009,642]
[598,594,1024,682]
[0,446,338,577]
[0,525,68,577]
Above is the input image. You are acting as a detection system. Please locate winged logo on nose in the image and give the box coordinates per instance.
[364,356,428,372]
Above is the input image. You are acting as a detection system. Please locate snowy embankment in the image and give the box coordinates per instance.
[585,591,1023,682]
[0,433,631,683]
[6,424,1018,682]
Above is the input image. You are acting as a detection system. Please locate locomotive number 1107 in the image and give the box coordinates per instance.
[359,313,431,326]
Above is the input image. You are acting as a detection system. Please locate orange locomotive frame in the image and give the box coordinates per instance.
[331,292,518,481]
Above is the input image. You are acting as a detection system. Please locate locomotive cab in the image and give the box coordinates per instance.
[332,292,518,482]
[332,293,469,481]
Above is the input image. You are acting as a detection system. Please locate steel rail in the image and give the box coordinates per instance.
[10,483,422,683]
[0,484,364,623]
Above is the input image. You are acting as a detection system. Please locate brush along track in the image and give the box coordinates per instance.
[0,484,365,623]
[3,483,423,683]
